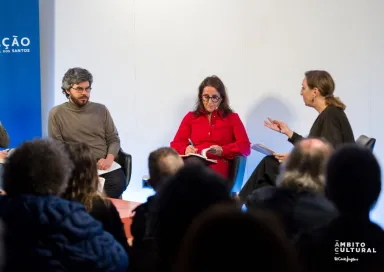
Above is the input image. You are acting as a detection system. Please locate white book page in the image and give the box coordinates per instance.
[97,161,122,176]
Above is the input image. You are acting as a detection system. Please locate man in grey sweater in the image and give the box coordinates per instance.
[48,67,126,198]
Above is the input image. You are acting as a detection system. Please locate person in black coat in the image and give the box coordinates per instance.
[239,70,355,201]
[246,138,338,240]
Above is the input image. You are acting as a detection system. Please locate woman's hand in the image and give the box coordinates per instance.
[209,145,223,156]
[273,152,289,163]
[185,145,198,155]
[264,118,293,138]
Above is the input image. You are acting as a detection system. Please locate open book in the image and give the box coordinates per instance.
[97,161,122,176]
[251,143,275,156]
[180,147,217,163]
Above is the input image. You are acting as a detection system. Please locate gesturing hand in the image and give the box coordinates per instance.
[264,118,293,138]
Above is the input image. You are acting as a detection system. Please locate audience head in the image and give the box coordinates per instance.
[194,75,233,117]
[325,144,381,215]
[176,204,298,272]
[302,70,346,110]
[3,139,73,196]
[148,147,184,191]
[61,67,93,107]
[61,142,100,211]
[277,138,333,193]
[156,164,233,267]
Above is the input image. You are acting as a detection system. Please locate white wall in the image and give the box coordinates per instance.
[40,0,384,226]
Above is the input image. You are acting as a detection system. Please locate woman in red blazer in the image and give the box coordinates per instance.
[170,76,251,178]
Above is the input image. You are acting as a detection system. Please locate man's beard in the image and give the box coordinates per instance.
[70,94,89,107]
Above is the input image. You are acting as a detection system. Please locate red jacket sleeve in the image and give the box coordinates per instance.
[170,112,192,155]
[221,113,251,159]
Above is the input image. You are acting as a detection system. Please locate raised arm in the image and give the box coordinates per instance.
[221,113,251,159]
[288,132,305,145]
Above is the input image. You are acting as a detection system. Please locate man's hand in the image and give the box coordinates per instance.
[97,154,114,170]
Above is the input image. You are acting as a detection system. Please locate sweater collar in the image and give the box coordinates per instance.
[67,100,90,111]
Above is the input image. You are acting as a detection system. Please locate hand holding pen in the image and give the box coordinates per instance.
[185,138,198,155]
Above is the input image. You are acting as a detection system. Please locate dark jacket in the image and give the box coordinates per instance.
[0,195,129,272]
[246,186,338,239]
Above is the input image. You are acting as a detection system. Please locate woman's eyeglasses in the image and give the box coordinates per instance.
[202,94,221,103]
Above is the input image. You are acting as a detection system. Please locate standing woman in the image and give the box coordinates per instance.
[239,70,355,201]
[171,75,251,179]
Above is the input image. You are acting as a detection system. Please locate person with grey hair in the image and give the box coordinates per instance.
[246,138,338,240]
[0,139,129,271]
[48,67,126,198]
[297,144,384,271]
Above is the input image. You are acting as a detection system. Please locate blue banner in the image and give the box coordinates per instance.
[0,0,42,148]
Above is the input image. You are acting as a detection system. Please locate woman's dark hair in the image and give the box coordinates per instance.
[61,142,102,211]
[305,70,346,110]
[193,75,233,117]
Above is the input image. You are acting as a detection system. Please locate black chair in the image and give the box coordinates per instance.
[356,135,376,151]
[228,155,247,193]
[114,148,132,189]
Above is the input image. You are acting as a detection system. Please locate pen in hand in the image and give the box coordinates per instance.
[186,138,198,154]
[188,138,194,147]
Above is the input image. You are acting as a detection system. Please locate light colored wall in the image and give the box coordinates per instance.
[40,0,384,226]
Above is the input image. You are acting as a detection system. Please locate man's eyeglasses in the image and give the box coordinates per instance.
[71,86,92,93]
[202,94,221,103]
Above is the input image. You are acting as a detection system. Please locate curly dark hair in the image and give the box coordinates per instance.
[3,139,74,196]
[61,142,103,211]
[61,67,93,98]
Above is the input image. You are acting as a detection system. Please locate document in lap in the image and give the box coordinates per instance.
[180,147,217,163]
[97,161,122,176]
[251,143,275,156]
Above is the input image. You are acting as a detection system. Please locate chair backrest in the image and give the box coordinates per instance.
[115,148,132,188]
[356,135,376,151]
[228,156,247,193]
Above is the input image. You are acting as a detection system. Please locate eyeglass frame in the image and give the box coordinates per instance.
[202,94,221,103]
[71,86,92,93]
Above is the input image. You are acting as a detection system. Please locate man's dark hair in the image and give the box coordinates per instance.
[325,144,381,215]
[3,139,74,196]
[61,67,93,98]
[148,147,183,191]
